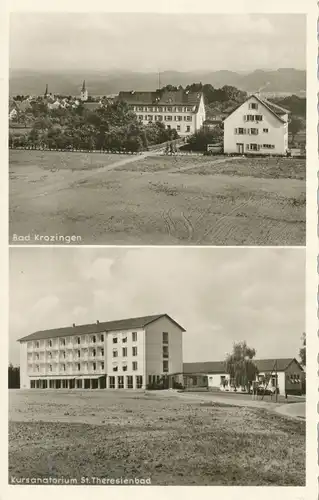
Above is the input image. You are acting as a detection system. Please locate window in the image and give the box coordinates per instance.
[77,337,81,345]
[118,376,124,389]
[148,115,153,121]
[36,341,40,348]
[77,363,81,371]
[157,115,163,122]
[235,128,246,135]
[165,115,172,121]
[244,114,255,122]
[92,349,96,357]
[186,116,192,121]
[136,376,143,389]
[162,332,169,344]
[255,115,263,121]
[263,128,269,133]
[127,376,133,389]
[122,336,127,343]
[77,350,81,358]
[132,346,138,356]
[178,116,182,121]
[138,115,143,120]
[132,332,137,342]
[132,361,138,371]
[60,339,65,346]
[186,126,191,133]
[101,348,104,356]
[93,362,96,371]
[248,143,260,151]
[249,128,259,135]
[163,346,169,358]
[249,103,258,110]
[100,334,104,342]
[262,144,275,149]
[62,364,66,371]
[113,337,118,344]
[61,351,65,359]
[177,125,181,132]
[109,376,115,388]
[113,350,118,358]
[123,364,128,372]
[122,347,127,357]
[92,335,96,343]
[163,360,169,372]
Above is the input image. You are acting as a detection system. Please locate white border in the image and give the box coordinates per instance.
[2,1,317,500]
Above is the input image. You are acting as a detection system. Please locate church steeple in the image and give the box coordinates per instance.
[80,80,88,101]
[44,83,48,97]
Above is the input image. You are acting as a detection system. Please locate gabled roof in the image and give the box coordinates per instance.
[223,94,288,124]
[183,358,303,374]
[18,313,186,342]
[117,90,203,109]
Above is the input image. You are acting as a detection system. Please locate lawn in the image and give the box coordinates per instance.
[9,389,305,486]
[9,151,306,245]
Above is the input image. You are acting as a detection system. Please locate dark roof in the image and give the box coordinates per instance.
[117,89,203,109]
[18,314,186,342]
[224,94,289,124]
[183,358,303,374]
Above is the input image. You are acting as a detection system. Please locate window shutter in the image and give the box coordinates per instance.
[234,128,237,134]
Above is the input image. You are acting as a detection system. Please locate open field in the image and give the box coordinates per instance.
[9,389,305,486]
[9,151,306,245]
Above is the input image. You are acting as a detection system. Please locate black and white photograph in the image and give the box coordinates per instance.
[9,13,306,246]
[8,247,306,486]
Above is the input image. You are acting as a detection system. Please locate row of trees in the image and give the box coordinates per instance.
[9,102,178,152]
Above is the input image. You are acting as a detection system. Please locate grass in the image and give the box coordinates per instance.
[9,389,305,486]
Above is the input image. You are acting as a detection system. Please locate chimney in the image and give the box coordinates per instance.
[73,323,76,327]
[96,320,100,324]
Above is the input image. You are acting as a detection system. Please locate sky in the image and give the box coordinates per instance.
[9,248,305,365]
[9,13,306,72]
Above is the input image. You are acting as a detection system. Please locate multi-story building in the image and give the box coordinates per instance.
[18,314,185,390]
[223,94,290,155]
[117,89,206,136]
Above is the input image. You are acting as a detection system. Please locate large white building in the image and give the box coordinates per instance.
[117,89,206,136]
[18,314,185,390]
[223,94,290,155]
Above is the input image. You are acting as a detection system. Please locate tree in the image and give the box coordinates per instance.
[289,116,304,144]
[299,332,306,367]
[225,341,258,391]
[8,364,20,389]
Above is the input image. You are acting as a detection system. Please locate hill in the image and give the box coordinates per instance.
[9,68,306,96]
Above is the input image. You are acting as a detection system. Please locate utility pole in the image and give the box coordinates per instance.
[158,70,161,91]
[275,360,278,403]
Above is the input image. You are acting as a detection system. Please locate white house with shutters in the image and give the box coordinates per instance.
[223,94,290,155]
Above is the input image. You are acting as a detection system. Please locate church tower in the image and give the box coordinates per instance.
[44,84,49,98]
[80,80,88,101]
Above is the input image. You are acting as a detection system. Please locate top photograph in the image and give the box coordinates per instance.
[9,13,306,246]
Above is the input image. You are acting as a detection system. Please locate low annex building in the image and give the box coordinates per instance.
[18,314,185,390]
[223,94,290,155]
[117,89,206,136]
[181,358,304,395]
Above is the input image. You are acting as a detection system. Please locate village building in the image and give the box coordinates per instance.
[18,314,184,390]
[180,358,304,395]
[117,89,206,136]
[223,94,290,155]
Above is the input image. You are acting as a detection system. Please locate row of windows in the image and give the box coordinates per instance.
[29,334,105,349]
[133,105,192,113]
[138,115,192,122]
[109,375,143,389]
[238,143,276,151]
[113,346,137,357]
[112,332,137,344]
[234,128,269,135]
[112,361,138,372]
[29,348,104,360]
[243,114,263,122]
[30,362,105,372]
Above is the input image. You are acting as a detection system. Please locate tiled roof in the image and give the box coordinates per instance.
[18,314,185,342]
[183,358,303,374]
[117,89,202,108]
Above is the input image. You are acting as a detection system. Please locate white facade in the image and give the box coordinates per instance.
[19,315,184,390]
[223,95,289,155]
[132,95,205,137]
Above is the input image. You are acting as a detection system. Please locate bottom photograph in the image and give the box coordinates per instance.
[9,247,305,486]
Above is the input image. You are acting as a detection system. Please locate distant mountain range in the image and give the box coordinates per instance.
[9,68,306,96]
